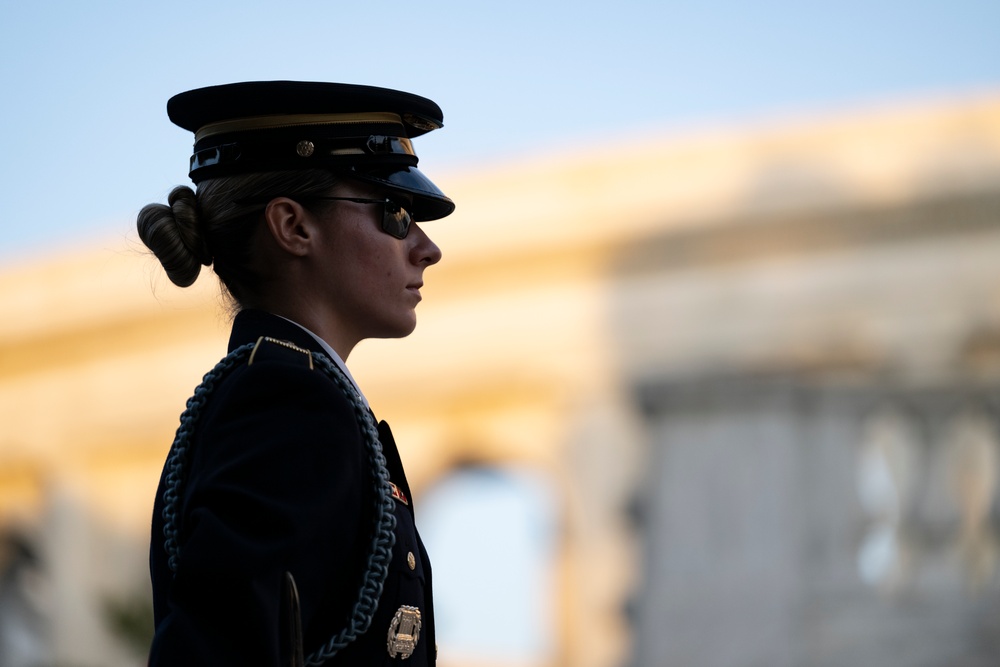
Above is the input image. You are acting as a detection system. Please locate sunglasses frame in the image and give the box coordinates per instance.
[307,196,413,239]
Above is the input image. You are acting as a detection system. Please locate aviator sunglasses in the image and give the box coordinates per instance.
[308,196,414,239]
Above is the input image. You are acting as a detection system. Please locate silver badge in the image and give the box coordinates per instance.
[387,605,421,659]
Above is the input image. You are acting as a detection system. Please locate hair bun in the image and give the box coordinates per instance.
[137,186,212,287]
[168,187,213,266]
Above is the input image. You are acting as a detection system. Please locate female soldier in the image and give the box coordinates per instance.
[137,81,453,666]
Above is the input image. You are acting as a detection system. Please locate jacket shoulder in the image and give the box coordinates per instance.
[247,336,315,369]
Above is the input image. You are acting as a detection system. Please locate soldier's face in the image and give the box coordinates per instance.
[307,181,442,347]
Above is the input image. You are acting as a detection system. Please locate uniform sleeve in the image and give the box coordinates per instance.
[149,359,368,667]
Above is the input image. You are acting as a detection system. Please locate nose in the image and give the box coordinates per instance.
[409,223,442,267]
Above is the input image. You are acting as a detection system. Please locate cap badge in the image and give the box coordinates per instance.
[295,140,315,158]
[387,605,422,659]
[403,112,443,132]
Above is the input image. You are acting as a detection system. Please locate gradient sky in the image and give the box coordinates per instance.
[1,0,998,264]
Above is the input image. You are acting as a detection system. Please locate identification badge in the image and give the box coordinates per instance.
[387,605,422,659]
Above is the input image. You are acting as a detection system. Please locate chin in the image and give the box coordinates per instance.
[371,314,418,340]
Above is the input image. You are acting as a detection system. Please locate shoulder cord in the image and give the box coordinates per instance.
[160,343,397,666]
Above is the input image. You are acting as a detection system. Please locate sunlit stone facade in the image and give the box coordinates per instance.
[1,93,999,666]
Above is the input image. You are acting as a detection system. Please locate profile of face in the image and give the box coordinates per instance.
[293,180,443,348]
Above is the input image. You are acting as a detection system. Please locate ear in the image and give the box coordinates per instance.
[262,197,316,257]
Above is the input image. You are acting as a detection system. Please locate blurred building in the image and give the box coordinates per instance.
[1,93,999,667]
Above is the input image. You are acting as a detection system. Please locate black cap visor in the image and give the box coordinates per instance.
[343,165,455,221]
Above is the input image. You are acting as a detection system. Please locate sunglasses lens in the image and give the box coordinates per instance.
[382,201,412,239]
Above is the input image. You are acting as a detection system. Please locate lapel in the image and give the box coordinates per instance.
[376,419,416,518]
[232,310,416,515]
[231,311,418,519]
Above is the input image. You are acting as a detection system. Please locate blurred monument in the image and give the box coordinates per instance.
[619,97,1000,667]
[1,92,999,666]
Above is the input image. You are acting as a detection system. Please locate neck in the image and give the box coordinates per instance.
[244,246,361,359]
[247,294,358,360]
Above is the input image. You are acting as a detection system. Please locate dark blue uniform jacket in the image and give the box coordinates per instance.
[149,310,435,666]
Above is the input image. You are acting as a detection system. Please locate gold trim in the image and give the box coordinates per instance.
[248,336,266,365]
[327,147,367,155]
[195,112,403,142]
[248,336,314,369]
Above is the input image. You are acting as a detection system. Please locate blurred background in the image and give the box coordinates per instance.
[2,1,1000,666]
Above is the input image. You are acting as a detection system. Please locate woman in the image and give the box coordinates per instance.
[137,81,453,666]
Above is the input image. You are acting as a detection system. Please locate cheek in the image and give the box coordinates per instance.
[344,228,406,294]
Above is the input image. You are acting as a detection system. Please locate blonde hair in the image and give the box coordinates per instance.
[137,169,339,306]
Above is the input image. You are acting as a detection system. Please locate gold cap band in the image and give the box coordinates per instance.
[195,111,404,143]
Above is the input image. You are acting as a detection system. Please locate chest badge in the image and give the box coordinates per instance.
[389,481,409,505]
[387,605,422,659]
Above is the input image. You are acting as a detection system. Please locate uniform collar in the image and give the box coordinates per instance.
[228,309,370,408]
[229,309,320,352]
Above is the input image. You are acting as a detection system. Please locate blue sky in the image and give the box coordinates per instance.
[1,0,998,263]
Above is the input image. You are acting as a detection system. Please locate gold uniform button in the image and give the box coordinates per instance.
[407,551,416,570]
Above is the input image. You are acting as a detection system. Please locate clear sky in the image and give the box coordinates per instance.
[1,0,998,264]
